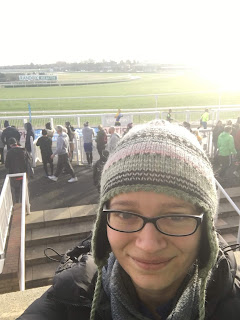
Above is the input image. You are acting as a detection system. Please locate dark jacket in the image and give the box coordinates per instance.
[5,146,27,174]
[96,129,107,148]
[17,236,240,320]
[25,123,35,153]
[36,136,53,160]
[1,126,21,148]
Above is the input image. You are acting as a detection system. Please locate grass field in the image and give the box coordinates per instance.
[1,71,240,112]
[0,71,240,128]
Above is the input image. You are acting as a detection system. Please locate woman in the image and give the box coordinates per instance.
[24,122,35,153]
[18,120,240,320]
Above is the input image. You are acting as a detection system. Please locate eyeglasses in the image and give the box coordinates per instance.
[103,209,203,237]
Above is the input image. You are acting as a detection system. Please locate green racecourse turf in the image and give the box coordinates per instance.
[0,72,240,119]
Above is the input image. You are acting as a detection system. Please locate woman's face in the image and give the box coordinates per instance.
[107,191,201,300]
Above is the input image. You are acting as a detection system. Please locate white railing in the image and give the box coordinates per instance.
[215,179,240,244]
[0,173,30,291]
[0,105,240,129]
[0,175,14,272]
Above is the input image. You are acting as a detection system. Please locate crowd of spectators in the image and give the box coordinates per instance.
[2,111,240,196]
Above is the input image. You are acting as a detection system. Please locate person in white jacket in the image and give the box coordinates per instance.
[108,126,120,153]
[48,125,78,183]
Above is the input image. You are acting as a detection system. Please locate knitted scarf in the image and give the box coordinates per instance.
[101,253,200,320]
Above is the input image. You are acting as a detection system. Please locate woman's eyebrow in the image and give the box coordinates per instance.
[109,201,194,210]
[109,200,138,208]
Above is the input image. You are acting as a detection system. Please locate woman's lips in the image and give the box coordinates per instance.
[131,256,173,270]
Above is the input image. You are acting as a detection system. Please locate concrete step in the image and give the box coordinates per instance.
[216,215,239,235]
[26,237,86,267]
[219,187,240,203]
[25,204,96,289]
[25,261,59,289]
[26,219,94,247]
[220,232,238,246]
[26,204,98,230]
[218,201,240,218]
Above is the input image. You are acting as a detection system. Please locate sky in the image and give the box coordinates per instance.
[1,0,240,71]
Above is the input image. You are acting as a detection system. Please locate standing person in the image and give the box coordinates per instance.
[1,120,21,150]
[18,120,240,320]
[212,120,224,157]
[48,125,77,183]
[199,109,209,129]
[108,126,120,153]
[45,122,55,139]
[114,109,123,126]
[5,137,28,203]
[24,122,35,154]
[166,109,173,122]
[0,129,5,164]
[82,121,95,165]
[217,125,237,179]
[65,121,75,162]
[36,129,53,177]
[95,125,107,159]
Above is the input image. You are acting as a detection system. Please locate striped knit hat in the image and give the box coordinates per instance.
[91,120,219,320]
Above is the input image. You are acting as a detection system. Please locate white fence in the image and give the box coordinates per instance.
[0,173,30,293]
[0,106,239,130]
[0,175,14,274]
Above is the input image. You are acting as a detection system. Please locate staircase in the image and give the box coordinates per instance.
[24,187,240,289]
[216,187,240,245]
[25,204,97,289]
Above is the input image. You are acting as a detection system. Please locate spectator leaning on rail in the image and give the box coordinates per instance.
[1,120,21,150]
[199,109,209,129]
[18,120,240,320]
[217,125,237,180]
[48,125,77,183]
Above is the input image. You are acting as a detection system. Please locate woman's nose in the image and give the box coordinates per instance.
[135,222,168,253]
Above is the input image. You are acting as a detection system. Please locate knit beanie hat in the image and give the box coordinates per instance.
[91,120,219,320]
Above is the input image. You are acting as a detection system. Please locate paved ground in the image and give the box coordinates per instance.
[0,285,50,320]
[0,162,99,211]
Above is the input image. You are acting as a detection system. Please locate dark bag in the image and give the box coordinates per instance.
[44,232,92,274]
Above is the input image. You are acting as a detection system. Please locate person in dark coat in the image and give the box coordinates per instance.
[36,129,53,177]
[17,121,240,320]
[1,120,21,150]
[5,137,27,203]
[24,122,35,153]
[95,125,107,160]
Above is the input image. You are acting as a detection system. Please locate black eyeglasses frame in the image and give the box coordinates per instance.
[103,209,204,237]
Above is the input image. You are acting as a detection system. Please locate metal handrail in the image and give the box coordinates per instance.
[7,173,30,291]
[215,179,240,244]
